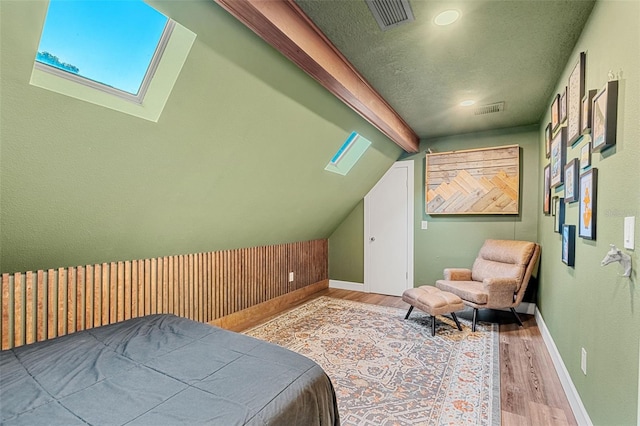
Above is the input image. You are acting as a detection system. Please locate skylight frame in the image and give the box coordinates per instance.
[29,1,197,123]
[34,19,176,105]
[330,131,359,165]
[325,131,371,176]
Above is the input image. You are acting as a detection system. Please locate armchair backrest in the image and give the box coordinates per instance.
[471,240,540,303]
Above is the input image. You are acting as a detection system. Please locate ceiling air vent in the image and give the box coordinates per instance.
[365,0,415,31]
[473,102,505,116]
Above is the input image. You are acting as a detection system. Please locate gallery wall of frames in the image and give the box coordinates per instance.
[542,51,619,267]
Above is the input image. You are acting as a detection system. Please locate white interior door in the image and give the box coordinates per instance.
[364,161,414,296]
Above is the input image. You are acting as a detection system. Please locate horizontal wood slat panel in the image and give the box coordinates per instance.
[0,239,327,350]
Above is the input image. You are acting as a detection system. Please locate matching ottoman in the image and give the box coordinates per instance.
[402,286,464,336]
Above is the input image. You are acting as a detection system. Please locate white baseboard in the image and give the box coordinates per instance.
[535,308,592,426]
[329,280,364,292]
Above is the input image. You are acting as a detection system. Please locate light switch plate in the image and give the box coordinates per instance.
[624,217,635,250]
[421,221,428,230]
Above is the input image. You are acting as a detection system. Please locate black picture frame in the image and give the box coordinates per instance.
[567,52,586,145]
[553,197,565,233]
[591,80,618,153]
[545,123,552,158]
[550,128,566,188]
[543,164,551,215]
[562,225,576,267]
[580,89,597,135]
[559,86,568,126]
[564,158,579,203]
[551,94,560,131]
[579,168,598,240]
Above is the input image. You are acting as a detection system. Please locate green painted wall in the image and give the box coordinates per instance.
[328,200,364,283]
[0,0,402,274]
[536,1,640,424]
[328,126,539,286]
[408,126,540,286]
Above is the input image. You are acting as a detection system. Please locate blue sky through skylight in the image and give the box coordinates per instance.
[36,0,168,95]
[325,132,371,176]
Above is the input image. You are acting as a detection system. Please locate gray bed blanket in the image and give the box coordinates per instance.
[0,314,340,425]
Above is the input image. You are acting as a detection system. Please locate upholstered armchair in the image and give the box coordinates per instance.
[435,239,541,332]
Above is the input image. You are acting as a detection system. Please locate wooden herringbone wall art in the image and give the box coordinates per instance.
[426,145,520,214]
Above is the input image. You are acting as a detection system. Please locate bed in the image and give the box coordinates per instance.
[0,314,340,425]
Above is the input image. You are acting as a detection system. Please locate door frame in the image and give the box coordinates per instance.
[364,160,414,294]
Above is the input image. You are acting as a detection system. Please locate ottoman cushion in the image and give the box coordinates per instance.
[402,286,464,316]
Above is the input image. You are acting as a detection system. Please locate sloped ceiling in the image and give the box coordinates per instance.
[293,0,596,139]
[0,0,403,273]
[0,0,597,274]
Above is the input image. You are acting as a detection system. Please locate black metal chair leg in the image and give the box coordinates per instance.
[450,312,462,331]
[510,307,524,327]
[472,308,478,332]
[431,315,436,337]
[404,305,414,319]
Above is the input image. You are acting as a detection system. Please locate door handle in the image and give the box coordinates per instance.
[370,237,375,242]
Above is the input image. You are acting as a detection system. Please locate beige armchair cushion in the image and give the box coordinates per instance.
[443,268,472,281]
[477,239,536,265]
[471,239,536,290]
[483,277,519,305]
[435,280,487,305]
[471,260,524,287]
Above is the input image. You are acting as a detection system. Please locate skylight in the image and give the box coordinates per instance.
[325,132,371,176]
[30,0,196,121]
[35,0,170,99]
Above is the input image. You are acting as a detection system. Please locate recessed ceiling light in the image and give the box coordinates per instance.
[460,100,475,107]
[434,10,460,26]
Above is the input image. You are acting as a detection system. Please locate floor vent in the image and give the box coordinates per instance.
[473,102,505,116]
[365,0,415,31]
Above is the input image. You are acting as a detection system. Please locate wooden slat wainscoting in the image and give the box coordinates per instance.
[0,239,327,350]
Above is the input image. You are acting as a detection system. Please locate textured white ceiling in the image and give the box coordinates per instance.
[295,0,595,139]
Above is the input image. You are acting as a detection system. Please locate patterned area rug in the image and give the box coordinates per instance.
[244,296,500,426]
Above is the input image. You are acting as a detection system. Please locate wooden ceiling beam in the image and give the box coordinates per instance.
[214,0,420,153]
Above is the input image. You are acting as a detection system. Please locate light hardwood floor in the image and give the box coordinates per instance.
[236,288,577,426]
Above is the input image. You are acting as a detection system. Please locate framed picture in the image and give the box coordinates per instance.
[545,123,552,158]
[559,86,568,125]
[425,145,520,214]
[562,225,576,267]
[567,52,586,145]
[543,164,551,215]
[564,158,579,203]
[550,128,566,188]
[579,168,598,240]
[580,142,591,169]
[551,94,560,131]
[592,80,618,153]
[580,89,597,135]
[553,197,565,233]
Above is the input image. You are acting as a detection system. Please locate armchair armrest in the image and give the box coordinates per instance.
[483,277,518,305]
[443,268,472,281]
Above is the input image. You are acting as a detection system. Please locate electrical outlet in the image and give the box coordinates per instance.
[581,348,587,375]
[288,272,294,282]
[421,221,428,230]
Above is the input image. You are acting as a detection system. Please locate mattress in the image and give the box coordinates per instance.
[0,314,340,425]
